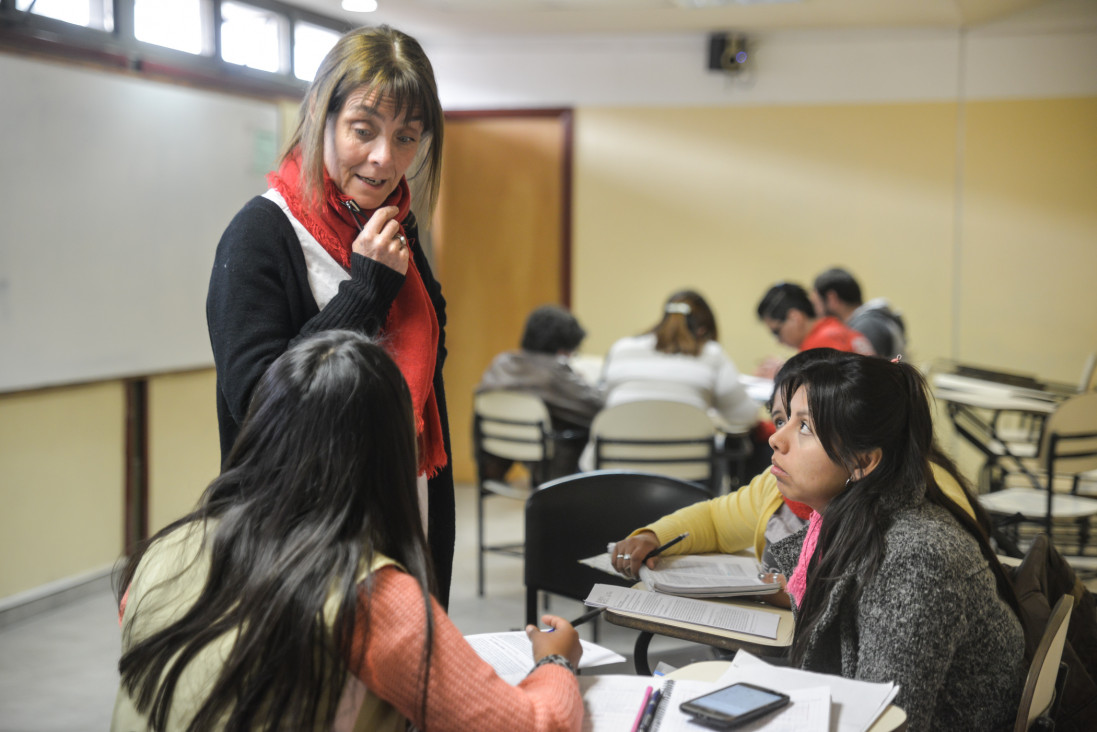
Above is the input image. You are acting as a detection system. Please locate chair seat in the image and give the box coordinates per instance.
[980,487,1097,519]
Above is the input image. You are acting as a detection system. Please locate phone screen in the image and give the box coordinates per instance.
[681,683,790,727]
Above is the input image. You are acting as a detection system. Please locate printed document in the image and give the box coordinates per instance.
[465,631,626,684]
[584,583,780,639]
[638,554,777,598]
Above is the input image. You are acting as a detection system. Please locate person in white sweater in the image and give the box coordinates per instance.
[581,290,761,473]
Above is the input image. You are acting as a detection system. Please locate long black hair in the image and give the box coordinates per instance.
[114,330,436,731]
[772,349,1021,665]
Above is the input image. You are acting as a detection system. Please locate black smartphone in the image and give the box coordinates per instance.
[679,682,791,728]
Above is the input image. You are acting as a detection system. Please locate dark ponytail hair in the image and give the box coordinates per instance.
[114,330,436,731]
[774,349,1022,665]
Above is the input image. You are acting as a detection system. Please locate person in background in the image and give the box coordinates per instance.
[754,282,874,378]
[591,289,765,474]
[477,305,604,480]
[612,349,1025,732]
[112,330,583,732]
[205,26,457,607]
[811,267,907,359]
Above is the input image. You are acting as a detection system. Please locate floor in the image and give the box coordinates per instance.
[0,484,709,732]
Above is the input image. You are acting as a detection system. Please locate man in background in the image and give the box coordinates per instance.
[476,305,604,479]
[812,267,907,359]
[755,282,875,378]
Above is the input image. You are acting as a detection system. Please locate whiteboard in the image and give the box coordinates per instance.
[0,54,281,392]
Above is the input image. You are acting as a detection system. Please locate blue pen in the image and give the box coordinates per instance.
[637,688,662,732]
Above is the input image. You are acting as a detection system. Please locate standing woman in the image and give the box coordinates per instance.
[206,26,455,604]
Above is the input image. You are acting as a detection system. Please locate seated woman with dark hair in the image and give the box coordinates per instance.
[613,349,1025,731]
[111,330,583,732]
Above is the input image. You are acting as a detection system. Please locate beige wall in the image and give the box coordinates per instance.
[571,95,1097,482]
[0,382,125,598]
[147,370,221,535]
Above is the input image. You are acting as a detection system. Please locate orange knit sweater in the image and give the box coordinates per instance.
[353,567,583,731]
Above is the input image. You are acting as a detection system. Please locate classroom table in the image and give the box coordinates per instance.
[666,660,908,732]
[931,370,1063,492]
[602,588,793,675]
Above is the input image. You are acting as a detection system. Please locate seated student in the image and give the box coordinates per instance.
[112,330,583,732]
[811,267,907,359]
[754,282,874,377]
[612,349,1025,732]
[477,305,604,480]
[589,289,764,473]
[611,348,981,598]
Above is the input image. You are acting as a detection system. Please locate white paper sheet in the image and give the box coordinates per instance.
[584,583,780,639]
[719,651,899,732]
[465,631,626,684]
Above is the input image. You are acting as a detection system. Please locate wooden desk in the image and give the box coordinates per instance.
[667,660,908,732]
[602,591,793,675]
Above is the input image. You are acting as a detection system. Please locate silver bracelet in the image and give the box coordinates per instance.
[531,653,576,675]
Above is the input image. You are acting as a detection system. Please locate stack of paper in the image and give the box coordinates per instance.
[638,554,777,598]
[718,651,899,732]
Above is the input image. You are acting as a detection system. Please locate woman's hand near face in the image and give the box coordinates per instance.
[609,531,661,579]
[352,205,409,274]
[526,615,582,669]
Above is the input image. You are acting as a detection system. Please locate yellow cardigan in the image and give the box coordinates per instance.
[637,464,975,561]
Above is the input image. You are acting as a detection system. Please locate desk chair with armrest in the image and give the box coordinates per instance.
[1015,594,1074,731]
[473,390,556,597]
[978,391,1097,559]
[524,470,711,631]
[589,400,732,495]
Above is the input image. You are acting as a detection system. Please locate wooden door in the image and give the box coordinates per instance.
[432,111,572,483]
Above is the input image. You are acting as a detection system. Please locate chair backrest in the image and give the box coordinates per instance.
[590,400,717,482]
[473,390,553,464]
[1040,391,1097,477]
[1015,593,1075,731]
[524,470,712,624]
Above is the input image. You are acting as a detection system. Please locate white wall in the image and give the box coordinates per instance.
[424,2,1097,110]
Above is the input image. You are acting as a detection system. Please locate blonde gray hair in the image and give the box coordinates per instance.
[284,25,444,221]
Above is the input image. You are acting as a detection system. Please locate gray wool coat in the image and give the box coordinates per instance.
[770,502,1026,732]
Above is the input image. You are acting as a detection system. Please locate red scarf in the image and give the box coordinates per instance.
[268,152,447,478]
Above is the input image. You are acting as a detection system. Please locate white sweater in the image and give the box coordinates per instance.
[600,334,759,434]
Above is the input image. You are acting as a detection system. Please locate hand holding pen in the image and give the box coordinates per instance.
[608,531,689,578]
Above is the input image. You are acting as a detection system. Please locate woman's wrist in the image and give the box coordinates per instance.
[530,654,576,676]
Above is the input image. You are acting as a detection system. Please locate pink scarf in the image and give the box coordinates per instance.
[786,510,822,607]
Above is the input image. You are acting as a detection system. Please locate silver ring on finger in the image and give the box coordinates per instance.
[616,554,625,559]
[623,554,631,560]
[394,233,407,248]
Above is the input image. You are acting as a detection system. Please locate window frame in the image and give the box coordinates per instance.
[0,0,351,98]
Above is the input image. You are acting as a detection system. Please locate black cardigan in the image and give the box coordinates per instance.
[206,195,456,605]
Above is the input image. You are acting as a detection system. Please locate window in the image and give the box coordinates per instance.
[134,0,206,55]
[294,21,341,81]
[221,1,285,74]
[16,0,113,31]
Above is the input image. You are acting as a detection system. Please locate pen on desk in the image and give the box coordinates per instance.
[629,686,654,732]
[637,687,662,732]
[646,532,689,560]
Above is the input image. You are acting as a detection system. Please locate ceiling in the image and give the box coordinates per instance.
[285,0,1062,39]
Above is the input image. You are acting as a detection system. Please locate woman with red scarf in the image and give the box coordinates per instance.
[206,25,455,606]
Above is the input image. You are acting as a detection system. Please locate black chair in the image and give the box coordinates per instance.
[524,470,712,628]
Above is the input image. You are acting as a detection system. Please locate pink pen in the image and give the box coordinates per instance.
[630,686,654,732]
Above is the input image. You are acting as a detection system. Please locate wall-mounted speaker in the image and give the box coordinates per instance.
[707,33,750,73]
